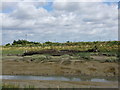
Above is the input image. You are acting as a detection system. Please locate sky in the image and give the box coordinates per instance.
[0,0,119,45]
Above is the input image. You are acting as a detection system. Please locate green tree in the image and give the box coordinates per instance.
[5,43,11,46]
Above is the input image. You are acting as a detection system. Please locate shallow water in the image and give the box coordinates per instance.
[0,75,118,82]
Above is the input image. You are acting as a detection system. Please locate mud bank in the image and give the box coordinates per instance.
[2,60,118,77]
[2,79,118,88]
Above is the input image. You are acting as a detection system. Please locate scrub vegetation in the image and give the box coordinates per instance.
[1,40,119,88]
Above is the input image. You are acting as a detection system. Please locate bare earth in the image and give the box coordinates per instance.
[2,79,118,88]
[2,60,118,76]
[1,59,119,88]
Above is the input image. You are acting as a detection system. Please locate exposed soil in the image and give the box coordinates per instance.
[2,55,119,88]
[2,59,118,77]
[2,79,118,88]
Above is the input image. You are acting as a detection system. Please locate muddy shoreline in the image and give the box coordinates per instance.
[2,60,118,77]
[2,79,118,88]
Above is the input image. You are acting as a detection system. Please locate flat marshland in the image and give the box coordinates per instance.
[1,40,119,88]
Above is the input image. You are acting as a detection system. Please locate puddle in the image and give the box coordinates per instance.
[1,75,118,82]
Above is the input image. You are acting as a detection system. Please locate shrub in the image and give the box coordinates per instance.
[31,55,47,61]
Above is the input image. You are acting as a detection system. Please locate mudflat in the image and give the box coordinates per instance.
[2,59,118,77]
[2,54,119,88]
[2,79,118,88]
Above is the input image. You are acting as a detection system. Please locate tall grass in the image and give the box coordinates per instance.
[2,83,19,88]
[2,83,35,89]
[2,42,118,56]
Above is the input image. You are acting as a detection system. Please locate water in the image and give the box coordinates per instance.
[0,75,117,82]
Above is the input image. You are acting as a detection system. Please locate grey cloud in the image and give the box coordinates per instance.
[1,2,118,44]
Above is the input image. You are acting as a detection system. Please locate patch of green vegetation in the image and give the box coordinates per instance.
[2,49,24,56]
[61,54,70,58]
[2,83,19,88]
[24,84,34,88]
[75,52,92,60]
[2,40,119,62]
[104,57,119,63]
[2,83,35,89]
[31,55,48,61]
[2,56,23,61]
[22,55,54,62]
[22,53,93,62]
[23,56,32,61]
[4,40,119,52]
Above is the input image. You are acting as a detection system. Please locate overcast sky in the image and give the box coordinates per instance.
[0,0,119,45]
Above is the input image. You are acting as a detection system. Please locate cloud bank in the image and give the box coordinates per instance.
[0,1,118,44]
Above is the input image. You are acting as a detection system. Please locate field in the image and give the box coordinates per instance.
[1,41,119,88]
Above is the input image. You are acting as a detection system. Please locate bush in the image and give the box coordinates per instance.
[75,52,92,60]
[31,55,47,61]
[61,54,70,58]
[60,54,74,60]
[105,58,118,63]
[5,43,11,46]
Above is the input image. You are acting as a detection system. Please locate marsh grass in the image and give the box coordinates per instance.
[2,83,19,88]
[2,41,118,56]
[31,55,48,61]
[24,84,34,88]
[2,49,24,56]
[104,57,119,63]
[2,83,35,89]
[75,52,92,60]
[26,53,93,62]
[1,43,118,63]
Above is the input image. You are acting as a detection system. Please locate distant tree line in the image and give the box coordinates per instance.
[5,39,119,47]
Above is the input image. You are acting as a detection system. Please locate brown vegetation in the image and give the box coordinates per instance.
[2,60,118,77]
